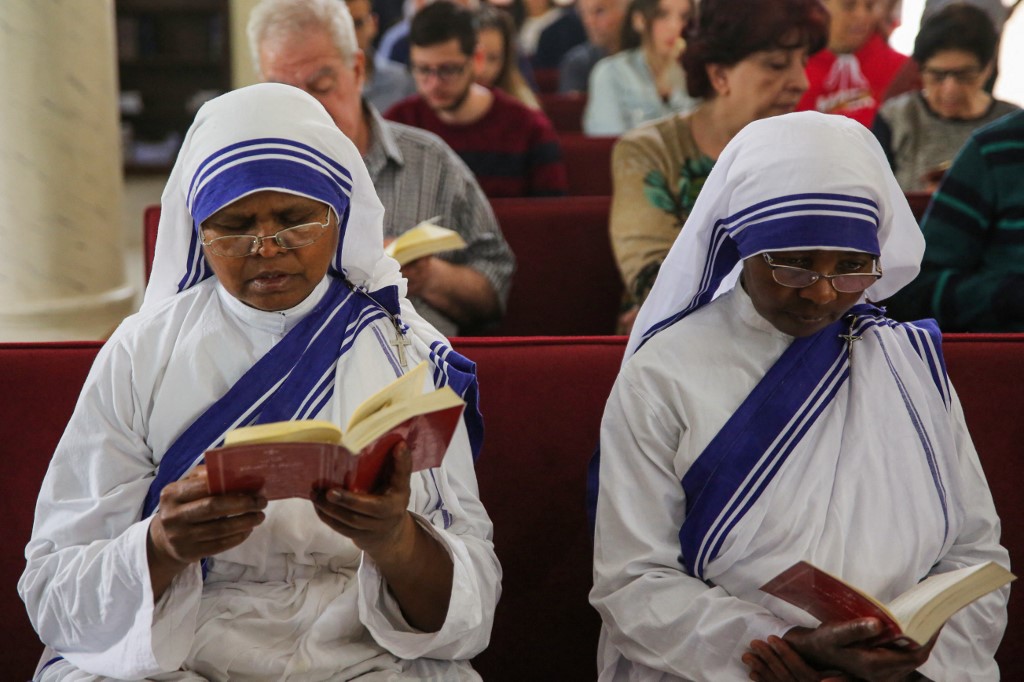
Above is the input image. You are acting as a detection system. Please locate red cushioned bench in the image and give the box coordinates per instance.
[2,335,1021,680]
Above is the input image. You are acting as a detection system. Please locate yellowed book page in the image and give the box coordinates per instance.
[345,361,431,432]
[889,561,1015,645]
[385,221,467,265]
[342,384,464,453]
[223,419,341,446]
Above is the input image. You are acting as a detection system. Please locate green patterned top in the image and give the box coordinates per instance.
[610,112,714,306]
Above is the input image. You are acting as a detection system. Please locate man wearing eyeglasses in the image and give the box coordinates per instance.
[248,0,514,336]
[385,1,569,198]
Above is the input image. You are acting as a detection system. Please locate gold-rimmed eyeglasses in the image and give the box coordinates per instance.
[201,207,333,258]
[762,253,882,293]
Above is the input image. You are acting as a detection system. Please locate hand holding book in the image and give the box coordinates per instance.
[384,217,467,266]
[205,361,465,498]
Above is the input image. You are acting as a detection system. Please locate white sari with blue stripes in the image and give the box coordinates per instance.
[21,84,500,680]
[592,286,1007,681]
[591,113,1008,681]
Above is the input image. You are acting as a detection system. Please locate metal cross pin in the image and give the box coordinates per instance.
[389,323,412,368]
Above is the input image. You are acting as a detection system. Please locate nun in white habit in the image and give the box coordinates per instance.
[589,112,1009,681]
[19,83,500,680]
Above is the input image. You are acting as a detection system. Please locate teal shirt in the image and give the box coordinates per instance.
[884,109,1024,331]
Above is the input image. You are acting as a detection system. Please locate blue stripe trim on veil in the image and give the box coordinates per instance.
[677,315,852,579]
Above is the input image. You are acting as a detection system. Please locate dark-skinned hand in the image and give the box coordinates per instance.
[783,618,937,682]
[147,465,267,598]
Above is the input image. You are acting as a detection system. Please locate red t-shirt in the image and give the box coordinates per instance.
[385,89,568,198]
[797,33,908,128]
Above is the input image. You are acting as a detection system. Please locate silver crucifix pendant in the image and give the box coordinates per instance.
[390,325,411,368]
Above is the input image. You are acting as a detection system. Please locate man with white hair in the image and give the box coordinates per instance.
[248,0,514,336]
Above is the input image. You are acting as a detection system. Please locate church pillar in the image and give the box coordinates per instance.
[0,0,134,341]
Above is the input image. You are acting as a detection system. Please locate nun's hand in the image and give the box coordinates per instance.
[743,636,834,681]
[783,619,936,681]
[312,441,415,559]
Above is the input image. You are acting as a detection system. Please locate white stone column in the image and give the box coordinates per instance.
[0,0,134,341]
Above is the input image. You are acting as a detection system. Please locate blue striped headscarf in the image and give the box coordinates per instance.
[626,112,925,359]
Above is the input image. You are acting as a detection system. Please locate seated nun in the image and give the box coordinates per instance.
[18,83,500,681]
[588,111,1009,681]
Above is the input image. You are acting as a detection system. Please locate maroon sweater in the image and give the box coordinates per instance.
[385,89,568,198]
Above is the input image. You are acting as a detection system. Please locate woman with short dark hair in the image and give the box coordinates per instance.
[872,3,1019,192]
[609,0,827,331]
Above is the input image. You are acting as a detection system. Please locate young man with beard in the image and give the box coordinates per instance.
[385,1,569,198]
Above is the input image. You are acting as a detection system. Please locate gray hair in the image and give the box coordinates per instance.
[247,0,359,77]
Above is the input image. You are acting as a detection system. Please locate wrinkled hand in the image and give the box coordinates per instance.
[783,619,936,682]
[743,635,842,681]
[147,466,267,598]
[401,256,437,300]
[312,441,415,562]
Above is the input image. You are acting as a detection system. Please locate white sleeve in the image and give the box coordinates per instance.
[17,339,203,677]
[917,386,1009,681]
[591,372,790,677]
[357,418,500,659]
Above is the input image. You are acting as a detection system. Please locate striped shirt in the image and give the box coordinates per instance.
[363,103,515,334]
[884,109,1024,331]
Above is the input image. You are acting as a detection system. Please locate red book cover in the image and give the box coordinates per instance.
[205,403,464,498]
[760,561,905,645]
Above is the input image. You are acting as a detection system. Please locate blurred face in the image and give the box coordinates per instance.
[579,0,627,52]
[346,0,378,52]
[258,28,365,140]
[742,249,876,337]
[825,0,878,54]
[921,49,991,119]
[710,45,811,124]
[410,39,475,112]
[637,0,692,59]
[201,191,339,312]
[475,28,504,87]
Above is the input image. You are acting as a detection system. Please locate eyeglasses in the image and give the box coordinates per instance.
[410,61,469,83]
[201,207,333,258]
[921,65,983,84]
[762,253,882,293]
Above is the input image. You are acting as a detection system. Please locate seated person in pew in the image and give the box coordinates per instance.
[882,107,1024,333]
[609,0,828,333]
[18,83,500,681]
[386,1,569,198]
[871,3,1018,193]
[250,0,514,336]
[589,112,1010,680]
[559,0,629,94]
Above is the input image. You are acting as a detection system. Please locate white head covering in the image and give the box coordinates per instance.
[626,111,925,359]
[142,82,402,310]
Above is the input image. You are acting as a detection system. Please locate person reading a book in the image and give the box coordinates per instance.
[588,111,1010,680]
[249,0,515,336]
[19,83,500,681]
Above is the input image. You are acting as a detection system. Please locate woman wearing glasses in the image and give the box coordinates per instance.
[19,83,500,680]
[588,112,1009,680]
[872,3,1018,192]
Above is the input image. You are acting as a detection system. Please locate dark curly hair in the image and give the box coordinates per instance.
[682,0,829,99]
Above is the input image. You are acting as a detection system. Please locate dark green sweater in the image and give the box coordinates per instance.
[884,109,1024,332]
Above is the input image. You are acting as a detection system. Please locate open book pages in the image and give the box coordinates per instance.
[761,560,1015,647]
[384,218,467,266]
[205,361,466,496]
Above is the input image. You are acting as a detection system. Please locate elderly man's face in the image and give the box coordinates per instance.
[201,191,339,311]
[259,27,365,140]
[741,249,874,337]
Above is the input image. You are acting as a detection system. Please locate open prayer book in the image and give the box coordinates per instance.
[205,362,465,497]
[384,217,467,266]
[761,560,1015,648]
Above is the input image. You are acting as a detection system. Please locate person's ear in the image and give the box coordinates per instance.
[706,63,729,96]
[352,49,367,89]
[631,10,646,36]
[980,59,995,85]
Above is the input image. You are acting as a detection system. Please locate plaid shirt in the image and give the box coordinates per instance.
[362,103,515,334]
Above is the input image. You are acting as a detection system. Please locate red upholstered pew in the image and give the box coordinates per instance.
[4,335,1021,680]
